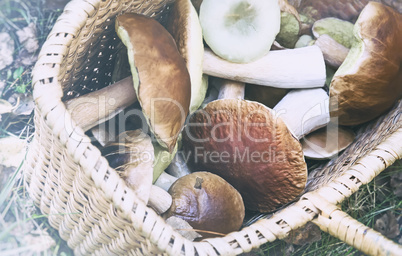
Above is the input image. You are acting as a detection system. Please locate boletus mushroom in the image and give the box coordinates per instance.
[329,2,402,125]
[102,130,172,214]
[116,13,191,151]
[102,130,154,204]
[183,78,307,212]
[164,172,245,238]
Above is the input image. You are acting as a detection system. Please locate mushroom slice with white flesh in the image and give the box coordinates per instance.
[203,46,326,89]
[182,78,307,212]
[301,124,355,159]
[116,13,191,152]
[273,88,330,140]
[329,2,402,126]
[199,0,281,63]
[166,0,208,113]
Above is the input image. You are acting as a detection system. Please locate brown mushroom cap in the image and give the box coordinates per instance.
[182,99,307,212]
[329,2,402,125]
[116,13,191,151]
[164,171,245,238]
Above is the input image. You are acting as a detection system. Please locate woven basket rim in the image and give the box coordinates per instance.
[28,0,402,255]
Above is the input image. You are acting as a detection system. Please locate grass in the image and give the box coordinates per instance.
[0,1,401,255]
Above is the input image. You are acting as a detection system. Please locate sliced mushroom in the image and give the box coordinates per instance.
[116,13,191,152]
[183,78,307,212]
[199,0,281,63]
[273,88,330,139]
[329,2,402,125]
[164,172,245,238]
[301,124,355,159]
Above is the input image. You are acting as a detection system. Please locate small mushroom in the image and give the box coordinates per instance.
[301,123,355,159]
[164,172,245,238]
[199,0,281,63]
[273,88,330,139]
[102,130,173,214]
[102,130,154,204]
[183,78,307,212]
[312,17,354,48]
[116,13,191,151]
[329,2,402,125]
[166,0,208,113]
[276,0,302,48]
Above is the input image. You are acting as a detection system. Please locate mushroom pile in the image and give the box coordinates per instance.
[65,0,402,239]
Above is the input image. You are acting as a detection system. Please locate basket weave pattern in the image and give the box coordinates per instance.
[25,0,402,255]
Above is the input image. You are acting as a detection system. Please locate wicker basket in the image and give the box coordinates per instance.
[25,0,402,255]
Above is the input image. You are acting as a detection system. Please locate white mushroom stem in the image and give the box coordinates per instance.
[65,76,136,132]
[147,185,173,215]
[154,171,178,191]
[203,45,326,88]
[314,34,349,68]
[217,78,245,100]
[273,88,330,139]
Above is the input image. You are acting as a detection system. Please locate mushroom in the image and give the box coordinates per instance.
[312,17,354,48]
[199,0,281,63]
[301,123,355,159]
[166,0,208,113]
[116,13,191,151]
[102,130,154,204]
[182,78,307,212]
[203,46,326,89]
[276,0,302,48]
[329,2,402,125]
[273,88,330,139]
[164,172,245,238]
[102,130,172,214]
